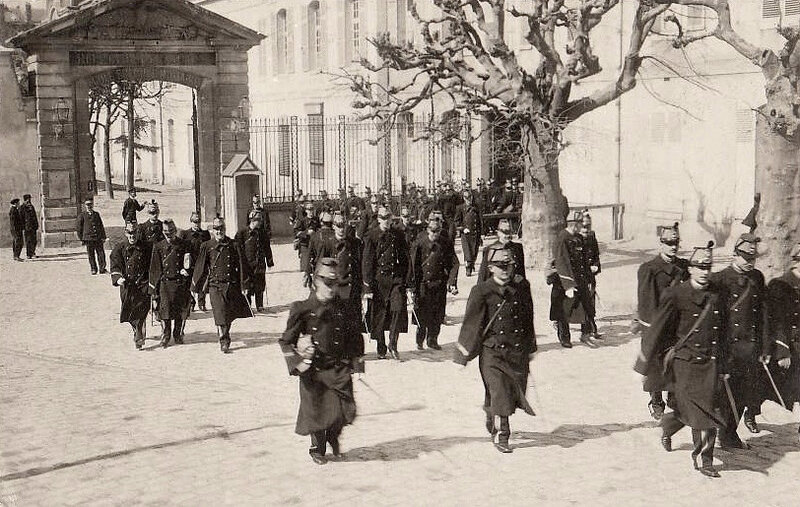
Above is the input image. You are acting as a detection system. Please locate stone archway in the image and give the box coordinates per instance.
[8,0,262,247]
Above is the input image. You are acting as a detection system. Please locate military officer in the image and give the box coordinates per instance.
[477,219,525,283]
[579,210,601,301]
[455,188,483,277]
[192,216,254,353]
[178,212,211,311]
[634,223,689,420]
[636,242,728,478]
[711,233,769,447]
[362,206,409,360]
[305,212,336,286]
[315,190,336,218]
[149,219,192,348]
[407,215,459,351]
[110,222,153,350]
[397,206,421,247]
[9,198,24,261]
[122,187,145,224]
[294,201,319,272]
[235,215,270,312]
[289,189,305,225]
[76,199,107,275]
[759,244,800,442]
[248,194,275,267]
[20,194,38,259]
[454,245,537,453]
[356,195,380,239]
[137,200,164,245]
[343,185,365,218]
[280,258,365,465]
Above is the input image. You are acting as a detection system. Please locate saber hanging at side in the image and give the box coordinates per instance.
[722,376,739,424]
[762,362,788,410]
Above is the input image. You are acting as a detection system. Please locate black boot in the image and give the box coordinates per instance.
[416,328,426,351]
[160,320,171,348]
[426,333,442,351]
[493,416,512,453]
[310,432,328,464]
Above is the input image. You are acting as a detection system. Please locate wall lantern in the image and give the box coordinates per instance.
[53,97,71,139]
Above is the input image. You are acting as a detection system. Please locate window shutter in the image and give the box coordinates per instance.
[763,0,780,18]
[787,0,800,15]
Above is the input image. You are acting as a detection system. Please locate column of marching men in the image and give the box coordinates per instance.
[82,181,798,472]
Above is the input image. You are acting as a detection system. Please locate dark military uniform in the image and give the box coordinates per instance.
[137,219,165,245]
[362,226,409,357]
[710,265,768,444]
[76,209,107,273]
[581,230,601,290]
[192,236,253,349]
[178,226,212,310]
[761,272,800,412]
[293,215,319,271]
[477,240,525,283]
[455,201,482,275]
[549,229,594,345]
[356,209,378,239]
[122,197,144,223]
[248,205,275,267]
[407,232,459,349]
[149,237,192,345]
[454,276,537,450]
[9,204,24,260]
[306,227,336,277]
[20,201,38,258]
[235,226,270,310]
[280,294,364,460]
[110,237,153,348]
[636,281,728,471]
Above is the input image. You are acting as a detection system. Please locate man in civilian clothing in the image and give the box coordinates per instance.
[76,199,107,275]
[122,187,145,224]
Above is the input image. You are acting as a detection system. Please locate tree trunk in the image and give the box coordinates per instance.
[755,111,800,279]
[103,124,114,199]
[520,125,569,270]
[126,94,135,191]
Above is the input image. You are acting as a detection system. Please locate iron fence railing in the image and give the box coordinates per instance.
[249,115,473,202]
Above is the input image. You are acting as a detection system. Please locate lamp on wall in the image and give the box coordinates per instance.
[228,96,251,151]
[53,97,71,139]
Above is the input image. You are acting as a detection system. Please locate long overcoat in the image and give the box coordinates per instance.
[407,232,459,328]
[761,272,800,407]
[149,238,192,320]
[110,239,152,324]
[192,236,253,326]
[362,226,409,334]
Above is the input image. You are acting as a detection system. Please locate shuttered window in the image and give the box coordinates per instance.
[308,114,324,179]
[787,0,800,15]
[278,123,291,176]
[763,0,780,18]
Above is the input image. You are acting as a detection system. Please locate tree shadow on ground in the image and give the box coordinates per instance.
[716,423,800,474]
[140,331,282,351]
[512,421,655,450]
[384,342,457,363]
[30,252,85,261]
[535,324,637,353]
[339,435,486,462]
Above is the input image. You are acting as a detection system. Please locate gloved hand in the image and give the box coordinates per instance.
[117,277,126,286]
[448,284,458,295]
[778,357,792,369]
[151,298,159,312]
[361,292,372,315]
[566,288,576,298]
[463,228,470,234]
[296,335,315,359]
[759,354,772,365]
[302,273,312,288]
[590,265,599,274]
[719,373,731,381]
[179,268,189,277]
[406,290,415,306]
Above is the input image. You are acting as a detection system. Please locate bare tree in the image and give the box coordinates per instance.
[656,0,800,276]
[340,0,669,268]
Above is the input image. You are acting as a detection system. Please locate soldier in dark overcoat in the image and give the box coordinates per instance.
[192,216,253,353]
[110,222,153,349]
[362,206,409,360]
[293,201,319,272]
[407,215,459,350]
[478,219,525,283]
[20,194,38,259]
[710,233,769,446]
[314,190,336,219]
[280,258,365,465]
[758,244,800,442]
[122,187,145,224]
[635,243,728,478]
[633,223,689,420]
[549,213,596,348]
[454,245,536,453]
[9,198,24,261]
[397,206,421,247]
[343,186,365,219]
[305,212,335,286]
[149,219,192,348]
[137,200,164,245]
[248,195,275,268]
[177,212,211,311]
[455,189,483,277]
[235,215,270,312]
[305,213,363,306]
[356,195,380,239]
[76,199,107,275]
[579,210,600,303]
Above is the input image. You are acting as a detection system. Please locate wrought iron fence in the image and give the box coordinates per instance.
[249,115,473,203]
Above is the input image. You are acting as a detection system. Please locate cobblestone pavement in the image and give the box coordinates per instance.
[1,239,798,506]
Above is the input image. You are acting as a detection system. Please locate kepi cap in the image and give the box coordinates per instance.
[689,240,715,269]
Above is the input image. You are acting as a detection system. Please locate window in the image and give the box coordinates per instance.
[736,109,754,143]
[351,0,360,58]
[167,119,175,164]
[276,9,290,74]
[278,123,291,176]
[308,114,324,179]
[787,0,800,15]
[307,2,323,70]
[763,0,780,18]
[257,18,269,75]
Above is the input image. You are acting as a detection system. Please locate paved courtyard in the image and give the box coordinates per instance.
[1,220,799,505]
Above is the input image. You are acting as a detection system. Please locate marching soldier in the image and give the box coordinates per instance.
[149,219,192,348]
[362,206,409,360]
[289,189,305,225]
[759,244,800,442]
[294,201,319,272]
[279,258,365,465]
[137,200,164,245]
[634,223,689,420]
[454,245,537,453]
[711,233,769,447]
[177,212,211,311]
[235,215,270,312]
[477,219,525,283]
[315,190,336,218]
[76,199,107,275]
[549,213,596,348]
[248,194,275,268]
[9,198,24,261]
[192,216,254,353]
[122,187,145,224]
[110,222,153,350]
[397,206,421,247]
[357,195,380,239]
[455,188,483,277]
[407,215,459,350]
[20,194,38,259]
[305,212,336,286]
[343,185,365,218]
[636,242,728,478]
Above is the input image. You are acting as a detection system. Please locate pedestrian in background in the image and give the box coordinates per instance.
[122,187,144,224]
[76,199,107,275]
[8,198,24,261]
[20,193,38,259]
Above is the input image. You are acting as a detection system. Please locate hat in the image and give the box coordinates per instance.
[23,194,31,200]
[190,211,201,223]
[84,199,94,205]
[124,222,137,234]
[320,211,333,225]
[332,212,346,227]
[658,222,680,245]
[304,201,314,209]
[148,200,159,214]
[734,233,761,258]
[566,211,582,224]
[497,218,513,233]
[320,189,328,196]
[314,257,341,286]
[688,241,715,269]
[10,198,20,205]
[212,215,225,230]
[127,187,136,193]
[486,245,515,267]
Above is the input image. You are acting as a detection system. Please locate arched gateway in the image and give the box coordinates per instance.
[8,0,262,247]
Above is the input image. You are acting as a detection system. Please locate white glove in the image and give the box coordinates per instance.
[590,265,599,274]
[566,288,576,298]
[778,357,792,369]
[117,277,126,286]
[179,268,189,277]
[296,335,315,359]
[463,228,470,234]
[406,290,415,305]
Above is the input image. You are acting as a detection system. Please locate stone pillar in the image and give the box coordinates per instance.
[197,80,218,220]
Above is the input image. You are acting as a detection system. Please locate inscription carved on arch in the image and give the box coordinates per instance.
[68,3,212,41]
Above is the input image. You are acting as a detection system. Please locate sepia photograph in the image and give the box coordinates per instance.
[1,0,799,505]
